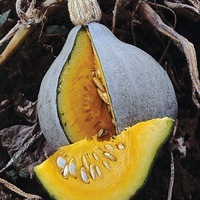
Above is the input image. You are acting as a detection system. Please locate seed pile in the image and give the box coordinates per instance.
[92,70,116,130]
[56,143,125,184]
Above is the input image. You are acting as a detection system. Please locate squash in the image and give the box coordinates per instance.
[37,22,177,149]
[34,117,174,200]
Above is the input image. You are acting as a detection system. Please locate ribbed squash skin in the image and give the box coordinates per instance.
[34,118,174,200]
[37,22,177,149]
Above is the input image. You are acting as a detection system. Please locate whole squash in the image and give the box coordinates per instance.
[37,1,177,149]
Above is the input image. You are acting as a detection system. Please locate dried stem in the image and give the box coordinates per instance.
[112,0,121,32]
[68,0,102,25]
[112,0,132,32]
[139,2,200,109]
[164,0,200,21]
[0,178,43,199]
[167,120,178,200]
[0,0,63,67]
[167,151,175,200]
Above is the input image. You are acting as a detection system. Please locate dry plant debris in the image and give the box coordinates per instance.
[0,0,63,66]
[0,0,200,199]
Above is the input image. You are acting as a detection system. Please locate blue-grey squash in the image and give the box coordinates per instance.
[37,22,177,149]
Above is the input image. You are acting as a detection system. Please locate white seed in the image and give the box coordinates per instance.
[89,164,96,180]
[82,155,89,170]
[95,165,103,178]
[97,88,110,104]
[102,93,110,104]
[105,144,114,151]
[95,69,100,77]
[80,167,90,184]
[57,157,67,169]
[93,77,105,92]
[69,158,77,178]
[63,165,69,178]
[102,160,110,171]
[97,128,107,138]
[92,152,100,161]
[112,118,116,125]
[107,105,111,112]
[103,152,117,162]
[117,143,125,150]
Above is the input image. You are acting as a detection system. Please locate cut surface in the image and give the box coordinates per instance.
[34,117,174,200]
[57,28,115,143]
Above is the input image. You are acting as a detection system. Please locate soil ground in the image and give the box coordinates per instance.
[0,0,200,199]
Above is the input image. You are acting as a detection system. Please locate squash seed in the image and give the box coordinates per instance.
[107,105,111,112]
[69,158,77,178]
[102,160,111,171]
[103,152,117,162]
[95,69,100,77]
[95,165,103,178]
[93,77,105,92]
[80,167,90,184]
[117,143,125,150]
[105,144,114,152]
[89,164,96,180]
[112,118,116,125]
[97,88,110,104]
[63,165,69,178]
[57,157,67,170]
[82,155,89,170]
[92,152,100,161]
[97,128,107,138]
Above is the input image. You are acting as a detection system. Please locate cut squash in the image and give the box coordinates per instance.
[34,117,174,200]
[57,28,115,142]
[37,23,177,149]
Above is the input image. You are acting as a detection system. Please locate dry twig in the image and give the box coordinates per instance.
[164,0,200,21]
[112,0,132,32]
[167,120,178,200]
[0,0,63,67]
[0,177,43,199]
[139,2,200,109]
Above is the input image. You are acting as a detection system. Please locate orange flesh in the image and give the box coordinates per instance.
[57,28,116,143]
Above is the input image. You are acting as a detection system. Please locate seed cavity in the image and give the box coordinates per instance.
[82,155,89,170]
[89,164,96,180]
[117,143,125,150]
[57,157,67,170]
[105,144,114,151]
[93,77,105,92]
[63,165,69,178]
[80,167,90,184]
[95,165,103,178]
[69,158,77,178]
[102,160,111,171]
[92,152,100,161]
[103,152,117,162]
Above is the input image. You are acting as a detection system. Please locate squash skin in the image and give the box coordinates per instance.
[34,117,174,200]
[37,25,81,148]
[37,22,177,149]
[88,23,177,133]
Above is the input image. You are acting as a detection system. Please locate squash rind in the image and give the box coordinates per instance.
[37,25,82,148]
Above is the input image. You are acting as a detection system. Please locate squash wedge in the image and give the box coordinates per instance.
[34,117,174,200]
